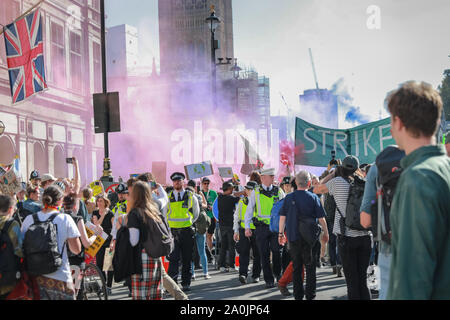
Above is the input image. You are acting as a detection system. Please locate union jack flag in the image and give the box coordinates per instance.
[3,8,47,104]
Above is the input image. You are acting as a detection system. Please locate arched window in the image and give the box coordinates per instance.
[0,135,15,165]
[34,141,48,174]
[53,145,66,178]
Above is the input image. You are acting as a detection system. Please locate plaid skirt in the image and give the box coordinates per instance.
[35,276,75,300]
[131,250,163,300]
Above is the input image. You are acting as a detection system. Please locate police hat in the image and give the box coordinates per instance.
[280,176,292,186]
[244,181,257,190]
[30,170,41,180]
[115,183,128,194]
[187,179,196,188]
[170,172,185,181]
[260,168,276,176]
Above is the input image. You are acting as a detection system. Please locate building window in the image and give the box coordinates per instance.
[27,122,33,135]
[51,22,66,87]
[0,0,20,66]
[92,42,102,93]
[91,0,100,10]
[70,32,82,92]
[19,120,25,134]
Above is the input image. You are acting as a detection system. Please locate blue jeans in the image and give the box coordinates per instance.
[191,232,208,275]
[378,244,392,300]
[328,232,341,266]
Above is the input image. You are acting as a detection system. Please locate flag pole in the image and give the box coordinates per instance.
[0,0,45,36]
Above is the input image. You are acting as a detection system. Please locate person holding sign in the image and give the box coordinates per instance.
[200,177,218,264]
[92,195,115,295]
[166,172,200,292]
[244,168,286,289]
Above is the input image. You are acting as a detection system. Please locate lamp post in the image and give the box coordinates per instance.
[230,58,242,112]
[205,6,220,110]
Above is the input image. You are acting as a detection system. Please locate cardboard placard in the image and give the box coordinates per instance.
[0,168,22,195]
[84,221,109,258]
[184,161,214,180]
[152,162,167,185]
[218,167,234,178]
[89,180,104,197]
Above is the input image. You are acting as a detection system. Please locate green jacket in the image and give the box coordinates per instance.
[202,189,218,219]
[387,145,450,300]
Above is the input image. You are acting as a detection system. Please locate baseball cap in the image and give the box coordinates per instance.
[187,180,196,188]
[202,177,211,183]
[41,173,56,183]
[221,181,234,191]
[342,155,360,172]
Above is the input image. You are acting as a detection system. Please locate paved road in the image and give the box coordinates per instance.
[108,263,364,300]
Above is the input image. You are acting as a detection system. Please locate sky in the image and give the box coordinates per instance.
[105,0,450,124]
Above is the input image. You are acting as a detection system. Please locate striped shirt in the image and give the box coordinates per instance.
[326,177,369,238]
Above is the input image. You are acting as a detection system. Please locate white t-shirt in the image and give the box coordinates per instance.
[21,211,81,283]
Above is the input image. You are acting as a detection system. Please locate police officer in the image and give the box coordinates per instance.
[166,172,200,292]
[112,183,128,234]
[244,168,285,288]
[29,170,43,203]
[233,181,261,285]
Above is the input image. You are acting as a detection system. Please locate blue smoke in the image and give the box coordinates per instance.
[345,106,370,125]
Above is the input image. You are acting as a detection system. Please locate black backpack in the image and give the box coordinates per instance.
[141,209,174,259]
[323,193,336,226]
[23,214,65,276]
[371,146,405,244]
[336,176,366,231]
[0,220,21,287]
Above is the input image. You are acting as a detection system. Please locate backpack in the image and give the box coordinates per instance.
[371,146,405,244]
[0,220,21,287]
[64,211,85,265]
[336,176,366,231]
[322,193,336,226]
[141,209,175,259]
[194,210,211,235]
[269,198,285,233]
[23,214,65,276]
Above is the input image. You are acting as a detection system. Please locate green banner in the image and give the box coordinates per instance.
[295,117,396,167]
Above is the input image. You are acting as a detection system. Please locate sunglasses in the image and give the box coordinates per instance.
[202,182,210,185]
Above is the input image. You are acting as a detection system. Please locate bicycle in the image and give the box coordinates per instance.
[71,255,108,300]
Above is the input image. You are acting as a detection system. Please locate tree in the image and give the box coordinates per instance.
[438,69,450,121]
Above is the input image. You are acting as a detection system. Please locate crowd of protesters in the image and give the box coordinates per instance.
[0,81,449,301]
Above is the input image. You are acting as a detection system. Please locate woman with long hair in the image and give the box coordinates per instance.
[127,181,164,300]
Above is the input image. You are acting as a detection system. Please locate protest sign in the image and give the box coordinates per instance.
[218,167,234,178]
[89,180,104,197]
[184,161,214,180]
[295,117,396,167]
[0,167,22,195]
[152,161,167,185]
[84,221,109,258]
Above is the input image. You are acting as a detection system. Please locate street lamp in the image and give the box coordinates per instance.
[0,121,5,136]
[206,6,220,110]
[230,58,242,80]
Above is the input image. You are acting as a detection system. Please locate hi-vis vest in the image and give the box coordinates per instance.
[255,186,282,225]
[113,200,127,217]
[167,190,194,229]
[238,197,256,230]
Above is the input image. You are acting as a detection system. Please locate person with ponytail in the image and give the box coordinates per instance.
[126,181,164,300]
[21,185,81,300]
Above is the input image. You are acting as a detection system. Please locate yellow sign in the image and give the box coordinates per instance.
[89,180,104,197]
[84,221,108,258]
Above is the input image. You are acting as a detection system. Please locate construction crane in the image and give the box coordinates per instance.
[309,48,320,91]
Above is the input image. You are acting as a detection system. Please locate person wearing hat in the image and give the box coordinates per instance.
[280,176,293,195]
[111,183,129,239]
[29,170,41,188]
[233,181,261,284]
[244,168,286,289]
[166,172,200,292]
[41,173,57,190]
[200,176,218,264]
[215,181,241,273]
[314,154,372,300]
